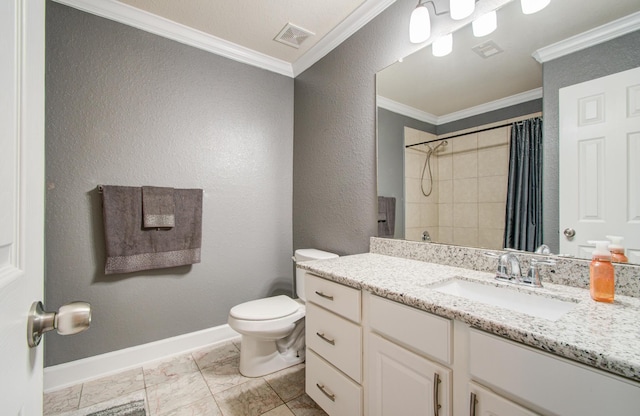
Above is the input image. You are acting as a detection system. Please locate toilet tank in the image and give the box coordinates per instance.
[294,249,338,301]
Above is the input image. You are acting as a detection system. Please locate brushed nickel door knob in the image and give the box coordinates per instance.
[563,228,576,239]
[27,301,91,348]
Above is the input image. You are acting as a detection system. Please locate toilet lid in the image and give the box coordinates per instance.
[230,295,300,321]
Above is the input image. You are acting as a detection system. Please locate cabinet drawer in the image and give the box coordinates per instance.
[306,302,362,383]
[305,274,361,323]
[306,348,362,416]
[369,294,452,364]
[469,329,640,415]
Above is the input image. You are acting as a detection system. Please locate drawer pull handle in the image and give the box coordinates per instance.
[316,332,335,345]
[314,291,334,300]
[316,383,336,402]
[469,392,477,416]
[433,372,442,416]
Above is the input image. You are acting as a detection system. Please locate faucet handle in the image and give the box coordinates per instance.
[523,258,556,287]
[484,252,513,281]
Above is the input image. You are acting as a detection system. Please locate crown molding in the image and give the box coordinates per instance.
[53,0,397,79]
[533,11,640,63]
[437,88,543,124]
[292,0,397,77]
[377,88,543,125]
[377,96,439,124]
[53,0,294,76]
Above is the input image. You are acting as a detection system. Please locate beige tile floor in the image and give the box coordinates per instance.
[43,339,328,416]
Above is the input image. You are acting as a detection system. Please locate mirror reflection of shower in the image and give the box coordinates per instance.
[420,140,448,197]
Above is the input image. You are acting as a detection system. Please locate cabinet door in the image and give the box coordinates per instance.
[368,333,451,416]
[469,382,538,416]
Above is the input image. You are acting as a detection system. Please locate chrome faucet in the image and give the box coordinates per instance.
[496,253,522,282]
[422,230,431,242]
[485,251,555,288]
[486,252,521,281]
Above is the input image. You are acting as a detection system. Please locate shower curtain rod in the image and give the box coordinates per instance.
[404,118,539,149]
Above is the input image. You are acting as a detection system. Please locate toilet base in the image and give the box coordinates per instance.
[239,335,305,377]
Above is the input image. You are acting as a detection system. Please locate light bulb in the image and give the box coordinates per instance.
[521,0,550,15]
[409,5,431,43]
[432,33,453,57]
[450,0,475,20]
[472,10,497,37]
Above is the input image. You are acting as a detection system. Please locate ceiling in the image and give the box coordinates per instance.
[377,0,640,120]
[117,0,367,63]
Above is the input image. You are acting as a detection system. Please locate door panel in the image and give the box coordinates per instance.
[0,0,46,414]
[559,66,640,259]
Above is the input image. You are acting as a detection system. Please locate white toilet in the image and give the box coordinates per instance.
[228,248,338,377]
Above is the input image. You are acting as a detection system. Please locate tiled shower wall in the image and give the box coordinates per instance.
[404,122,513,249]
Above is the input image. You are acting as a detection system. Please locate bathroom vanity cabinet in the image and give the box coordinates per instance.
[304,271,640,416]
[305,274,363,415]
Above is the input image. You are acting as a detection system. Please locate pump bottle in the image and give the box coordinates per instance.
[606,235,628,263]
[588,240,615,303]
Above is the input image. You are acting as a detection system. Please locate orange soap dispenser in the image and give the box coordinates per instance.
[606,235,628,263]
[588,240,615,303]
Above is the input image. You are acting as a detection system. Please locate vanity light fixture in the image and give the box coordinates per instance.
[521,0,550,15]
[409,0,450,44]
[472,10,497,37]
[409,3,431,43]
[432,33,453,57]
[450,0,475,20]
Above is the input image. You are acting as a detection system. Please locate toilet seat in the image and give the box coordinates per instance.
[230,295,300,321]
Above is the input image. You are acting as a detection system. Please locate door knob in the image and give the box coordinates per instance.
[27,301,91,348]
[563,228,576,239]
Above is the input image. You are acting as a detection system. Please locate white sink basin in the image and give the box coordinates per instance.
[429,278,578,321]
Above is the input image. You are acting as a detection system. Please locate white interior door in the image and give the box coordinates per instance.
[559,66,640,261]
[0,0,46,414]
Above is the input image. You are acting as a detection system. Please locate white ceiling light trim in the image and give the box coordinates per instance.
[53,0,397,79]
[533,10,640,63]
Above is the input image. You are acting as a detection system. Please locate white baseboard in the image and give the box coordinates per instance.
[44,324,240,393]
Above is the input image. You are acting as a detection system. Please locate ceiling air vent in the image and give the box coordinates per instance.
[274,23,315,49]
[472,40,504,59]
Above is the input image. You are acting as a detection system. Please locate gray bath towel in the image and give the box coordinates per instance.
[377,196,396,238]
[101,185,203,274]
[142,186,175,228]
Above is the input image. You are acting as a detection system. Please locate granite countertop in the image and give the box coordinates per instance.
[298,253,640,382]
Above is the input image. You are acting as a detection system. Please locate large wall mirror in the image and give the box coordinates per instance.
[377,0,640,262]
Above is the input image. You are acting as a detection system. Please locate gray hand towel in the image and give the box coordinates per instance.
[142,186,175,228]
[101,185,203,274]
[377,196,396,238]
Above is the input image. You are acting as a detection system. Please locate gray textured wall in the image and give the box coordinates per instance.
[294,0,639,256]
[45,3,294,366]
[293,0,423,255]
[542,30,640,253]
